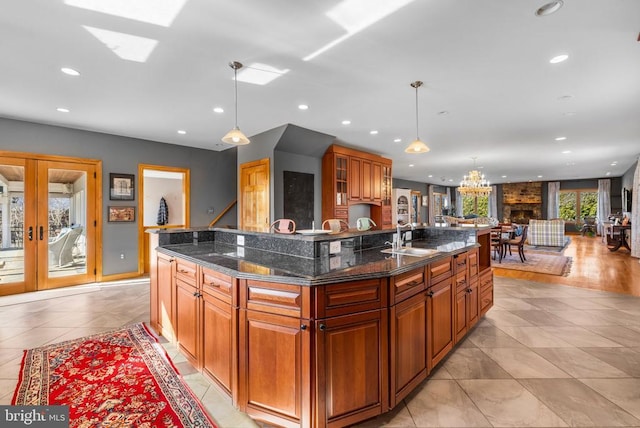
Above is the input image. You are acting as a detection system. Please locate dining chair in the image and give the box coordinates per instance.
[269,219,296,234]
[356,217,376,231]
[322,219,349,233]
[504,225,528,262]
[490,228,503,261]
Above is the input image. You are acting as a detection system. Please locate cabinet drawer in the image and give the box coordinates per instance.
[479,270,493,293]
[201,267,235,305]
[315,279,385,318]
[175,258,198,284]
[335,209,349,218]
[242,279,310,318]
[428,256,453,284]
[454,252,468,274]
[390,267,425,304]
[455,272,469,293]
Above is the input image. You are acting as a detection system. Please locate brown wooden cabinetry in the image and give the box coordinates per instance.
[427,276,454,370]
[322,145,392,228]
[479,269,494,316]
[155,251,175,341]
[454,250,480,343]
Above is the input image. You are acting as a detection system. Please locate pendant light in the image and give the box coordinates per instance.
[405,80,430,154]
[222,61,250,145]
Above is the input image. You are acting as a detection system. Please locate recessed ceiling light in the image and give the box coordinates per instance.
[550,54,569,64]
[537,175,543,178]
[606,171,611,176]
[557,94,573,100]
[298,104,309,110]
[448,179,454,182]
[61,67,80,76]
[177,130,186,135]
[611,161,618,164]
[535,1,564,16]
[370,130,378,135]
[56,107,70,113]
[501,175,507,178]
[561,150,571,154]
[341,120,351,125]
[393,138,402,143]
[409,164,414,168]
[428,175,433,178]
[555,136,567,141]
[213,107,224,113]
[610,162,617,166]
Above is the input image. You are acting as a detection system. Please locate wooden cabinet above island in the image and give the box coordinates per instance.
[149,226,493,428]
[322,144,392,229]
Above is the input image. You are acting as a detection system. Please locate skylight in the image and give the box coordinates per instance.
[304,0,414,61]
[236,63,290,86]
[83,26,158,63]
[65,0,186,27]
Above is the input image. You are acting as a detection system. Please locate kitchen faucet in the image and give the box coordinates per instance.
[396,223,413,250]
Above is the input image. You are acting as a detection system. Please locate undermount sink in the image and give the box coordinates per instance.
[380,247,439,257]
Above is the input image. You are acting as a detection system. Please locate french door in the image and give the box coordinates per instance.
[0,154,98,296]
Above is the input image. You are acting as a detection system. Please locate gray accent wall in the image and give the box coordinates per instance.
[274,151,322,225]
[0,117,237,276]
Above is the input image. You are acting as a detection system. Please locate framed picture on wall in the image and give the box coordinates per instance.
[110,173,135,200]
[108,206,135,222]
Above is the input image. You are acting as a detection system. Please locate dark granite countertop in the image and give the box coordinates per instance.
[157,239,478,286]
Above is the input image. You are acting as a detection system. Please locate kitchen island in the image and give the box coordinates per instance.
[149,226,493,428]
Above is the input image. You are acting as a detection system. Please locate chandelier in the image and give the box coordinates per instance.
[458,158,492,197]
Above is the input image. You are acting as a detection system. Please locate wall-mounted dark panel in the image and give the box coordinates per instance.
[283,171,314,229]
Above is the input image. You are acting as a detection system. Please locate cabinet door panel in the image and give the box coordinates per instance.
[202,293,234,395]
[175,279,200,367]
[317,310,388,425]
[241,310,309,425]
[391,293,427,406]
[372,162,382,201]
[362,159,372,200]
[349,157,362,201]
[468,279,479,328]
[454,289,468,343]
[428,277,454,369]
[157,253,175,340]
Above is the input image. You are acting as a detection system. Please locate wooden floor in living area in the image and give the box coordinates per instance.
[493,234,640,297]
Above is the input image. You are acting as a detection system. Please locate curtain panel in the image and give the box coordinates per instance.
[547,181,560,219]
[488,185,498,218]
[596,179,611,236]
[428,185,435,225]
[631,159,640,259]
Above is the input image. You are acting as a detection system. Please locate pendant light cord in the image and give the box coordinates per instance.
[234,67,238,129]
[415,84,420,140]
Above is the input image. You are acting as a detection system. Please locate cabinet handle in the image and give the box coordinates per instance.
[28,226,33,241]
[39,226,44,241]
[300,324,307,331]
[206,281,220,288]
[404,280,421,288]
[319,324,326,331]
[193,291,199,297]
[427,290,435,297]
[467,288,473,293]
[179,269,189,274]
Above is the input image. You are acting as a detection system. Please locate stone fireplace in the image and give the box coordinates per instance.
[502,182,542,223]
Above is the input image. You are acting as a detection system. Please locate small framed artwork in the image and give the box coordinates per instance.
[108,206,135,222]
[110,173,135,200]
[422,195,428,206]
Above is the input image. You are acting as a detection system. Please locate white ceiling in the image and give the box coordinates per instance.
[1,0,639,185]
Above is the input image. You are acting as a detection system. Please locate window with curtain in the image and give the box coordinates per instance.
[462,195,489,217]
[559,189,597,221]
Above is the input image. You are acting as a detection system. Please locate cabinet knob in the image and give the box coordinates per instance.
[319,324,326,331]
[467,288,472,293]
[300,324,307,331]
[427,290,435,297]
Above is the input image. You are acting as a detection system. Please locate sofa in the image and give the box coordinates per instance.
[442,216,499,227]
[527,219,565,247]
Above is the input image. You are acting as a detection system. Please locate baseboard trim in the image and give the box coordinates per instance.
[100,272,144,282]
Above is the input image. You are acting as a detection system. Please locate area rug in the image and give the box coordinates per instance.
[493,253,572,276]
[12,323,217,428]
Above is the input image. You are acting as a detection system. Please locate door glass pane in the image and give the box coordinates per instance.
[0,164,25,285]
[47,169,87,278]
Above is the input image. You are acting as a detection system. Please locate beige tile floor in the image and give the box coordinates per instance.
[1,276,639,427]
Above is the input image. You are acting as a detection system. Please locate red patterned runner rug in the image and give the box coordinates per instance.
[12,323,217,427]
